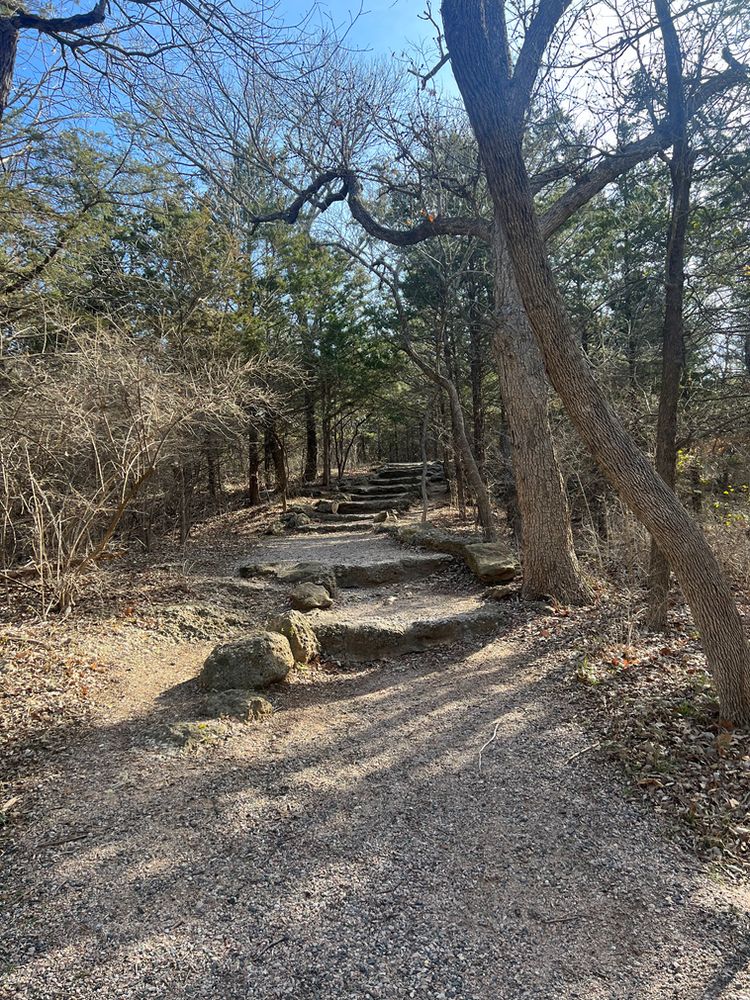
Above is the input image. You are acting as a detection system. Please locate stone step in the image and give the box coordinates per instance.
[313,511,375,523]
[374,462,444,479]
[333,553,454,588]
[311,599,504,665]
[345,484,419,497]
[297,521,373,534]
[316,497,412,515]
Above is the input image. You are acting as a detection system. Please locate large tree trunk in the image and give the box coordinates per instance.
[0,21,19,121]
[493,222,592,604]
[443,0,750,724]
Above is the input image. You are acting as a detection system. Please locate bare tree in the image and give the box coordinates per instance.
[108,0,749,609]
[440,0,750,724]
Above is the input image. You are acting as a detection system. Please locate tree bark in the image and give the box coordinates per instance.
[421,401,431,523]
[270,426,287,513]
[304,390,317,482]
[443,0,750,724]
[468,285,486,473]
[646,147,694,628]
[647,0,696,630]
[248,422,261,506]
[493,221,592,603]
[0,20,18,121]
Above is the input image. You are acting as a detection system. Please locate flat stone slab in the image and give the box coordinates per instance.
[297,521,373,534]
[333,553,454,588]
[345,485,420,497]
[312,602,505,664]
[317,498,412,515]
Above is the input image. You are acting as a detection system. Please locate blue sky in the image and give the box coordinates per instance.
[285,0,445,63]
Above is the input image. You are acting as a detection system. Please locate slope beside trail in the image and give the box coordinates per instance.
[2,516,750,1000]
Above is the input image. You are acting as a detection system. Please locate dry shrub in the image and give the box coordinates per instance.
[0,321,276,613]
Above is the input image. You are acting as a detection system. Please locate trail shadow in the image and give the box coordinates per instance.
[2,617,749,1000]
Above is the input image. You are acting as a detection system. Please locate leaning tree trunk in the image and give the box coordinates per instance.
[443,0,750,724]
[493,222,592,604]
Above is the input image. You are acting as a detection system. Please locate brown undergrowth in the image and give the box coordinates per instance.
[570,592,750,878]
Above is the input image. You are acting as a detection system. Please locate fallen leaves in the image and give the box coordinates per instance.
[571,604,750,875]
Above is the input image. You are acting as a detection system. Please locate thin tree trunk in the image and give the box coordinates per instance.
[322,408,332,487]
[421,401,431,523]
[248,422,260,506]
[263,423,274,492]
[443,0,750,723]
[493,222,592,603]
[646,148,694,628]
[469,298,486,473]
[270,427,287,514]
[647,0,696,630]
[455,449,467,520]
[388,276,498,542]
[304,390,317,482]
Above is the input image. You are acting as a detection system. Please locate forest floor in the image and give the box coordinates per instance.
[2,493,750,999]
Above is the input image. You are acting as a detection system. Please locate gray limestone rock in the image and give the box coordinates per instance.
[463,543,518,584]
[333,553,453,588]
[289,583,334,610]
[313,605,505,665]
[267,610,321,663]
[201,632,294,690]
[199,689,273,721]
[277,561,338,597]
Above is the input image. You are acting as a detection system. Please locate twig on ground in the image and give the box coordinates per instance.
[537,912,592,924]
[251,936,289,962]
[478,722,501,773]
[565,742,600,765]
[34,831,90,849]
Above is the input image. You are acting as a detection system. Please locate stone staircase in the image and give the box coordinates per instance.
[237,524,517,666]
[305,462,449,525]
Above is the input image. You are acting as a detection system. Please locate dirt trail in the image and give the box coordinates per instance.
[2,525,750,999]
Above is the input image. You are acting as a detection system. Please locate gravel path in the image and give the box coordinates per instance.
[3,529,750,998]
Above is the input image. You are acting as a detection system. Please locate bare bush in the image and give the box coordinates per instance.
[0,320,278,613]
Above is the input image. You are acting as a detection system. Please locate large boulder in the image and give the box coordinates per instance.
[463,543,518,583]
[201,631,294,690]
[290,583,333,610]
[268,610,320,663]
